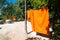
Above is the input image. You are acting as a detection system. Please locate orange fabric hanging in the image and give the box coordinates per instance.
[27,7,50,36]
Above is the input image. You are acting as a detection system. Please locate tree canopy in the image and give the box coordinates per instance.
[28,0,48,9]
[1,0,25,21]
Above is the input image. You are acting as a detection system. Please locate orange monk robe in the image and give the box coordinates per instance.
[27,8,50,36]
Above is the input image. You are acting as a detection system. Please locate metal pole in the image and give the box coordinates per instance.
[25,0,27,34]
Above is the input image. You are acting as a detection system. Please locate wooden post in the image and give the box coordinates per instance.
[25,0,27,34]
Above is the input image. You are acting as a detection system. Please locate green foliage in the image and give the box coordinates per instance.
[1,0,25,21]
[30,0,48,9]
[48,0,60,39]
[2,3,13,16]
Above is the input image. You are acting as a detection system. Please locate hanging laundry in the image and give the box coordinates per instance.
[27,7,50,36]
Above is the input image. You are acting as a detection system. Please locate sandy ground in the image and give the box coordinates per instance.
[0,21,51,40]
[0,21,32,40]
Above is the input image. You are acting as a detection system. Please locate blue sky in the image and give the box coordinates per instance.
[6,0,17,4]
[3,0,17,7]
